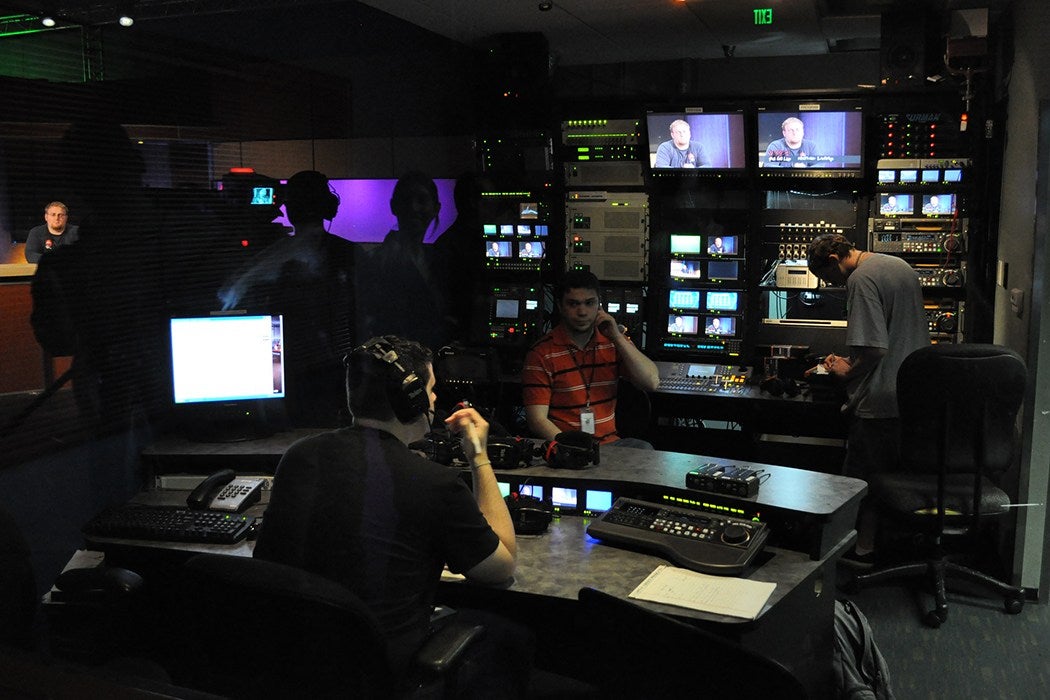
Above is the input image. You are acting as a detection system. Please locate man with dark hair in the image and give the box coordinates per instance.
[521,270,660,447]
[254,335,520,681]
[806,233,928,566]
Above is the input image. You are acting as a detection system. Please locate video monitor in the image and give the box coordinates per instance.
[534,224,549,236]
[520,202,540,219]
[877,169,895,184]
[500,224,514,235]
[670,259,703,279]
[756,102,864,175]
[667,314,699,335]
[519,484,544,500]
[921,169,940,184]
[518,240,544,258]
[670,234,703,256]
[706,259,741,281]
[170,314,285,405]
[483,224,498,236]
[551,487,578,510]
[943,169,963,183]
[668,289,702,311]
[644,108,747,176]
[251,186,275,205]
[899,169,918,184]
[516,224,531,236]
[879,193,914,216]
[584,489,614,514]
[705,234,739,256]
[703,315,736,337]
[704,290,743,313]
[484,241,513,258]
[921,193,957,217]
[494,298,520,319]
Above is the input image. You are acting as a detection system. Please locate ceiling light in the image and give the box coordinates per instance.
[118,14,134,27]
[41,15,56,27]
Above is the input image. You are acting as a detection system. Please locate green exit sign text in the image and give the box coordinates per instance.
[754,8,773,25]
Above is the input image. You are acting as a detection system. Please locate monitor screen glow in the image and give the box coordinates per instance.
[669,289,701,310]
[646,111,747,171]
[757,108,863,171]
[879,193,914,216]
[705,290,741,312]
[170,314,285,405]
[667,314,699,334]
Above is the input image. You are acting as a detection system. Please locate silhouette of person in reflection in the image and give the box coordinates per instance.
[30,120,167,432]
[356,171,451,351]
[217,170,355,427]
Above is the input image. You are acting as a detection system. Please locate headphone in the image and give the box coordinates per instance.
[760,376,801,398]
[505,492,553,535]
[541,431,600,469]
[347,339,429,423]
[285,171,340,222]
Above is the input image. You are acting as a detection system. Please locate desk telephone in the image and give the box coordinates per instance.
[187,469,265,513]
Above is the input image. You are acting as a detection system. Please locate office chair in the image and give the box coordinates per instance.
[849,344,1027,628]
[168,553,484,700]
[614,378,652,442]
[0,505,37,652]
[575,587,808,699]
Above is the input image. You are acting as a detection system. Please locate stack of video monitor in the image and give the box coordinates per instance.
[664,232,745,357]
[481,197,550,272]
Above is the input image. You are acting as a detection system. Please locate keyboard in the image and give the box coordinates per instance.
[83,504,255,544]
[586,497,769,575]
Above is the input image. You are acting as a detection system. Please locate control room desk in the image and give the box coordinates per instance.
[126,437,865,694]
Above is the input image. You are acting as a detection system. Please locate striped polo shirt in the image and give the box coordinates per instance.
[521,324,628,444]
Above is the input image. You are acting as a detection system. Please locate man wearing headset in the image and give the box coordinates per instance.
[254,335,524,691]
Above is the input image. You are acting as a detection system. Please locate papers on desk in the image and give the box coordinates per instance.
[629,565,776,620]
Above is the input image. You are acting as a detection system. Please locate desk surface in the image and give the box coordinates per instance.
[144,430,864,519]
[95,487,848,627]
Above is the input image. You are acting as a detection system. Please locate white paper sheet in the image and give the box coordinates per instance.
[628,565,776,620]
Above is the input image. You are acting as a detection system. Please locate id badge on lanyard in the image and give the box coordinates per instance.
[579,408,595,434]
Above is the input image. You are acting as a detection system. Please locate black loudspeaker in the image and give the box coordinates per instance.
[349,339,429,423]
[880,11,939,87]
[541,431,600,470]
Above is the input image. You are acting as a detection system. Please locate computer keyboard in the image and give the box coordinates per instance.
[83,504,255,544]
[586,497,769,575]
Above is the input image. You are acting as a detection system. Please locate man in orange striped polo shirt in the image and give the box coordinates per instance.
[521,270,659,448]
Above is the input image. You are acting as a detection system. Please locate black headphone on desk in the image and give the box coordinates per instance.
[541,431,600,469]
[346,338,429,423]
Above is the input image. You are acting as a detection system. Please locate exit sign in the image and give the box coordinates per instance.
[754,8,773,25]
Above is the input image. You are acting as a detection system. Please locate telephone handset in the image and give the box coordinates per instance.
[187,469,265,513]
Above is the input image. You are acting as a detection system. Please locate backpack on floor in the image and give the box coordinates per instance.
[833,598,896,700]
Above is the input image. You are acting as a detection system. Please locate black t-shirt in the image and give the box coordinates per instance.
[253,427,499,664]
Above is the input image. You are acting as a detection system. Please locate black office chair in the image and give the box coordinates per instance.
[614,378,652,442]
[849,344,1027,627]
[0,505,37,652]
[167,553,484,700]
[575,587,808,699]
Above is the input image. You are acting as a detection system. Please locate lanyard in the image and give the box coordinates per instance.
[568,343,597,408]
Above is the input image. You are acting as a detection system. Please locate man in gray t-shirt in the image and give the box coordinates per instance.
[807,233,928,566]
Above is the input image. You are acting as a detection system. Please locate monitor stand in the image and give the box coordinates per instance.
[176,400,283,443]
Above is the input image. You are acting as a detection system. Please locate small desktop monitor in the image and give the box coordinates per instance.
[706,259,741,281]
[499,224,514,236]
[516,224,532,236]
[943,169,963,183]
[484,241,513,258]
[704,290,742,313]
[669,259,703,279]
[169,313,286,441]
[494,298,520,319]
[705,234,738,256]
[518,240,544,258]
[756,102,864,175]
[644,108,747,176]
[921,193,957,217]
[668,289,702,311]
[898,169,918,184]
[703,316,736,337]
[519,202,540,219]
[670,234,703,255]
[921,169,940,183]
[667,314,699,334]
[879,193,914,216]
[251,186,275,205]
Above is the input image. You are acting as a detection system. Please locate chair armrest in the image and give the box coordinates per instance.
[414,622,485,674]
[51,566,144,602]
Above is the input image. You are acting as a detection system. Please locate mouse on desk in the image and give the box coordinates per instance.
[54,566,144,599]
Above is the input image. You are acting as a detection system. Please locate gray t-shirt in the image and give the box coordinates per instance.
[844,253,929,419]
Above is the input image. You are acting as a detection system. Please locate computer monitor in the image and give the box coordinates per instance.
[169,313,286,441]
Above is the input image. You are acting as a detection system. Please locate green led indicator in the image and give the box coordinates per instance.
[754,8,773,25]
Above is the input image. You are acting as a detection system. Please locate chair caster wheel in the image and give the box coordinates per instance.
[1005,597,1024,615]
[923,610,945,628]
